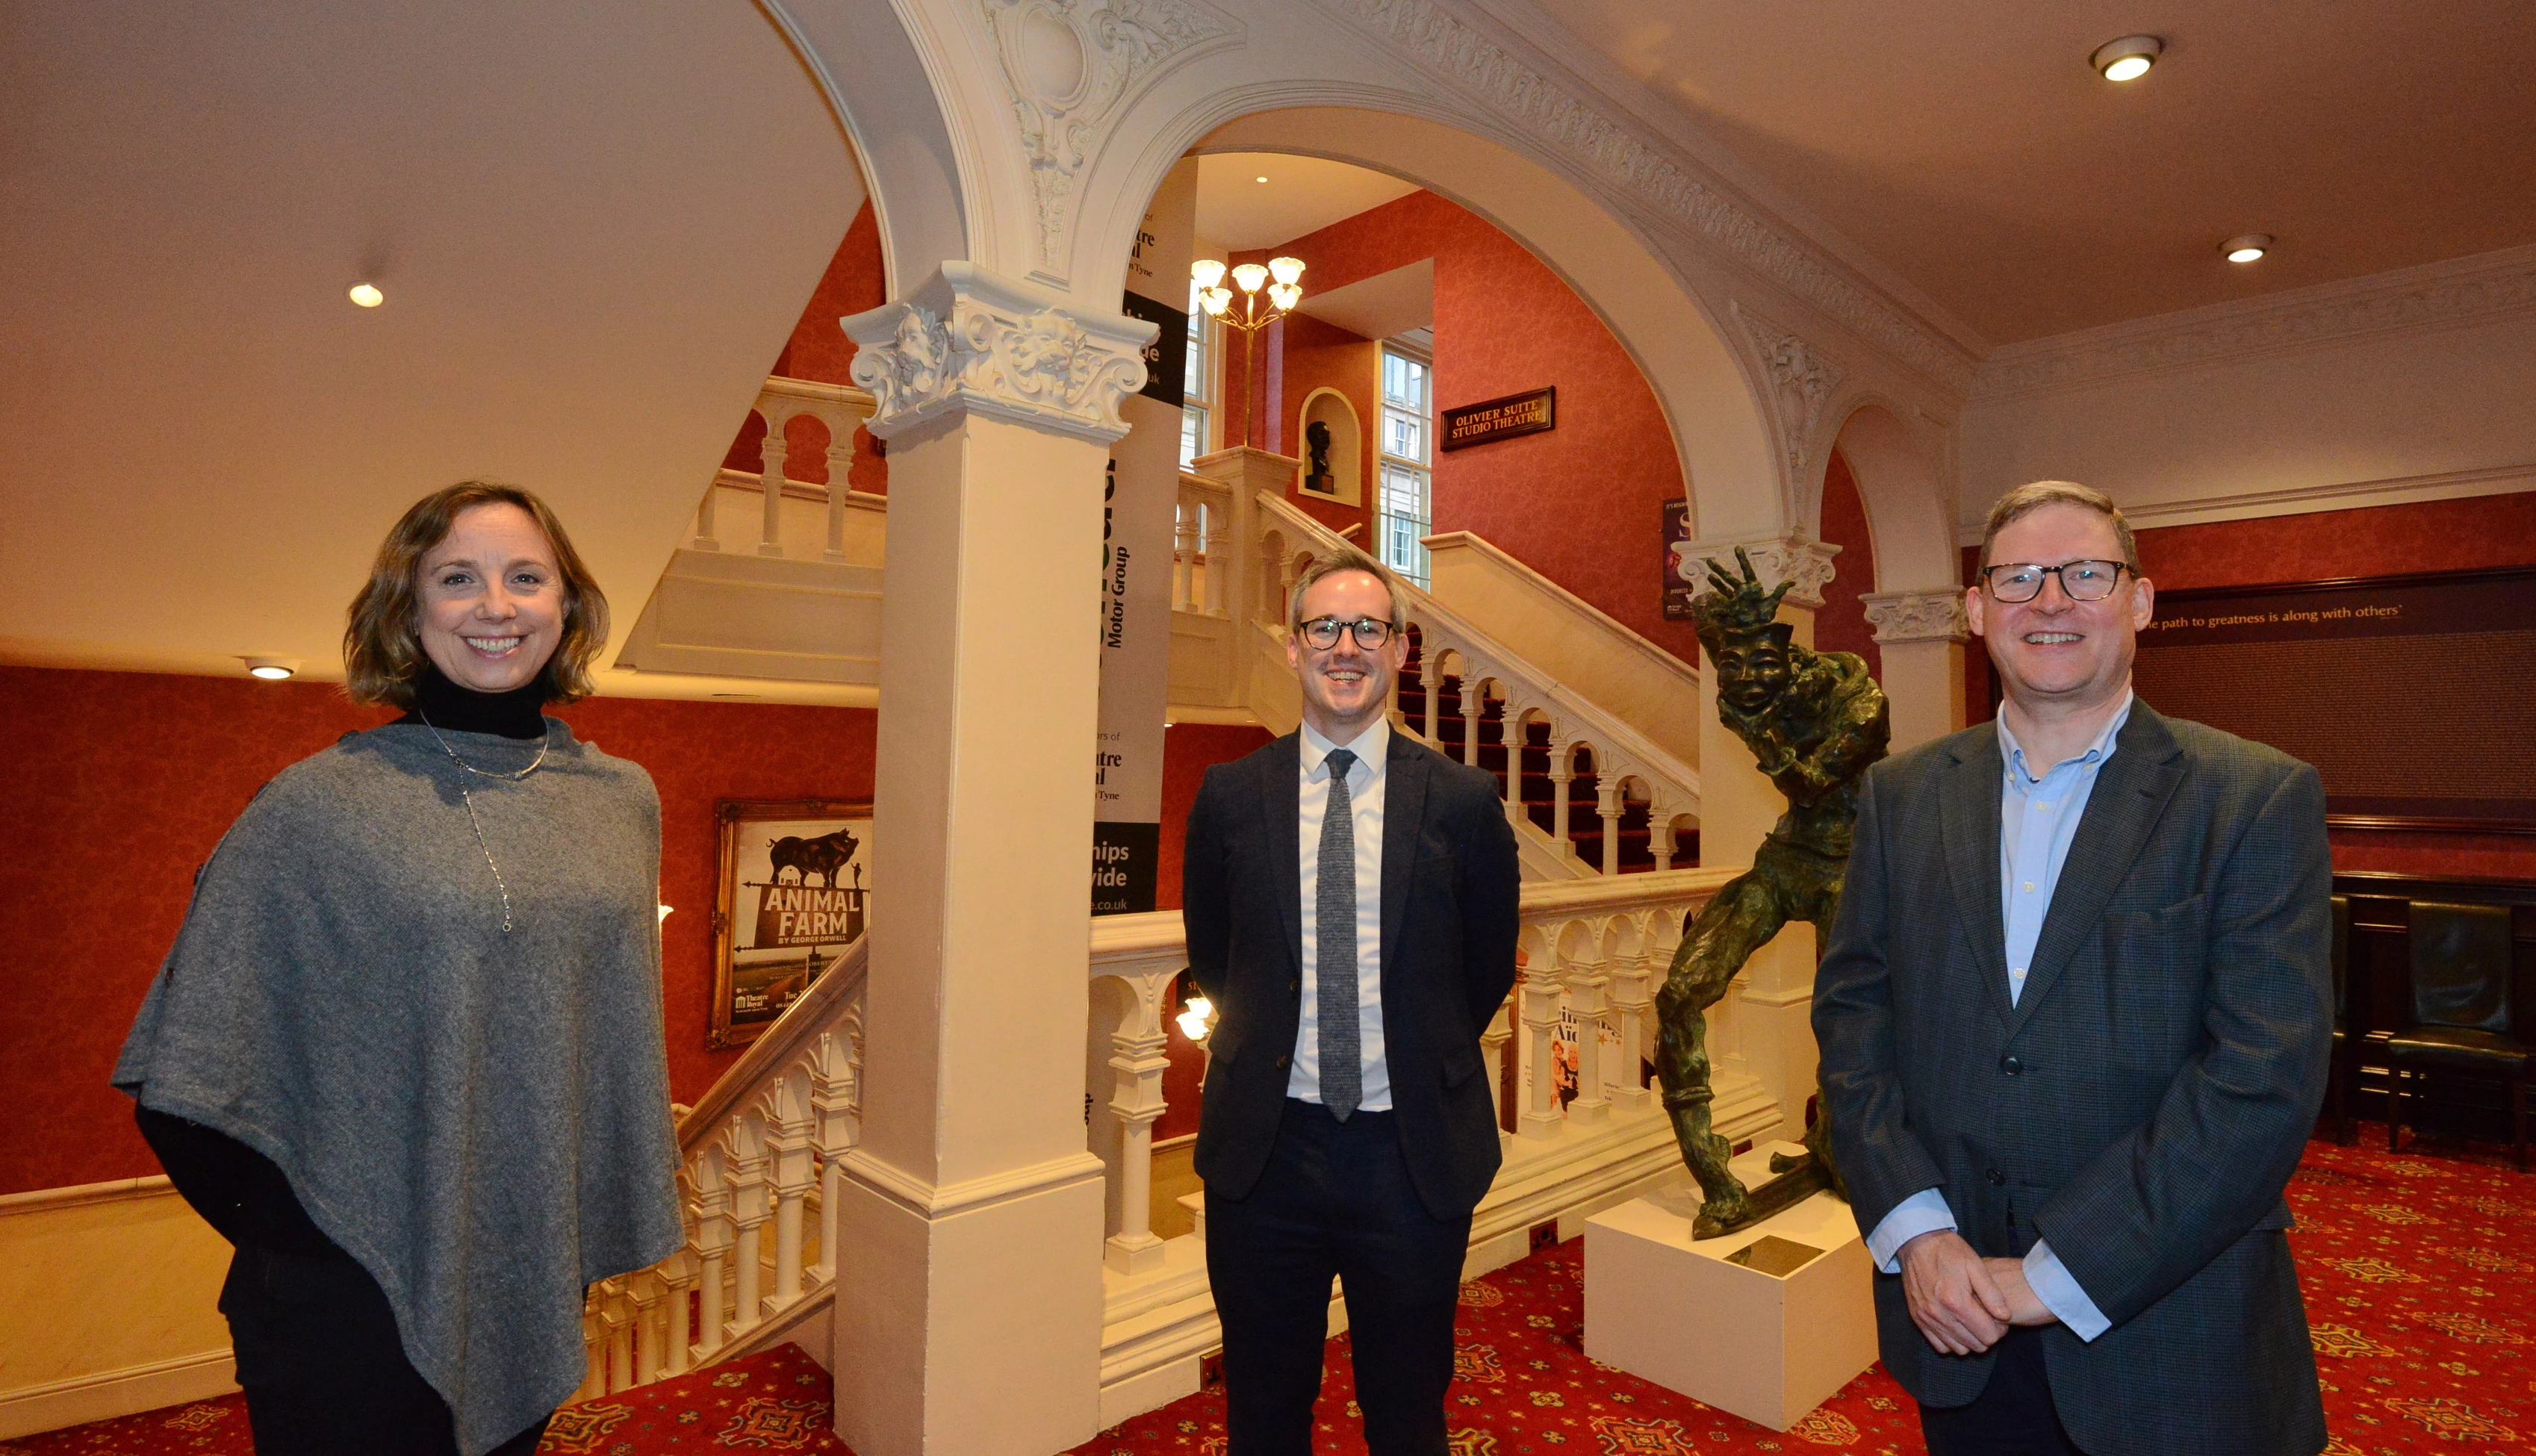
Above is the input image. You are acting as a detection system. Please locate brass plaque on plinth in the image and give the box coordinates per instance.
[1724,1235,1824,1278]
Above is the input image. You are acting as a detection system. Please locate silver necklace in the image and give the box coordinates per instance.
[418,712,550,934]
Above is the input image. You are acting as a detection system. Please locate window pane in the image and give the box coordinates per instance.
[1179,406,1206,468]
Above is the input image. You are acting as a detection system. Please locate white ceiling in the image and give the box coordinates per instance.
[1296,260,1436,342]
[1192,152,1420,252]
[0,2,863,694]
[1520,0,2536,345]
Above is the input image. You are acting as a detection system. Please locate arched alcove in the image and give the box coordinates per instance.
[1294,387,1364,505]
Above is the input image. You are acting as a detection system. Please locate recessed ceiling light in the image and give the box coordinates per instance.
[242,656,297,680]
[2221,234,2272,264]
[1255,175,1268,184]
[2090,34,2162,81]
[348,282,384,308]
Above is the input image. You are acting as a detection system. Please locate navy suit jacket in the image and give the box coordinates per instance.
[1181,729,1520,1220]
[1815,701,2332,1456]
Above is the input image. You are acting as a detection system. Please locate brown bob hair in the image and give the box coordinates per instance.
[343,482,609,708]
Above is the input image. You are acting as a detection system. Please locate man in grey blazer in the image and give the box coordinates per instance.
[1815,481,2332,1455]
[1183,547,1520,1455]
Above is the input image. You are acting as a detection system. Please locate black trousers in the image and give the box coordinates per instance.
[221,1242,550,1456]
[1205,1099,1472,1456]
[1917,1326,2086,1456]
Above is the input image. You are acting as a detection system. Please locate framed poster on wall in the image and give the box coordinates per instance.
[709,798,874,1048]
[1661,498,1697,620]
[2131,566,2536,832]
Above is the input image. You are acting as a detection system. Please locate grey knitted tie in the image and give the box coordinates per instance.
[1317,747,1361,1120]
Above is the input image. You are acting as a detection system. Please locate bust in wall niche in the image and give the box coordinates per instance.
[1303,420,1334,496]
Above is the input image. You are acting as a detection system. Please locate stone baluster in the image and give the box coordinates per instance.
[694,476,722,552]
[1419,658,1442,743]
[1564,938,1613,1127]
[805,1026,860,1287]
[824,415,856,562]
[1480,993,1514,1140]
[1597,782,1623,874]
[1517,944,1566,1139]
[1174,503,1199,611]
[689,1148,733,1357]
[630,1269,667,1386]
[757,415,789,558]
[577,1304,606,1402]
[597,1278,634,1392]
[1650,818,1676,871]
[1202,502,1225,615]
[727,1116,771,1332]
[659,1247,696,1378]
[1548,762,1575,861]
[1606,934,1655,1113]
[1101,971,1173,1275]
[762,1074,815,1310]
[1458,680,1482,768]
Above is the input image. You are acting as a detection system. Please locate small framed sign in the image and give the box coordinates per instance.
[709,798,873,1048]
[1441,386,1555,452]
[1661,498,1697,620]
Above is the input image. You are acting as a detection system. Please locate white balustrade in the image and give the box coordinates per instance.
[1173,475,1231,615]
[688,376,877,559]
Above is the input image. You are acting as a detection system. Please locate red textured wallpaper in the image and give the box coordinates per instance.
[0,666,877,1195]
[720,202,889,494]
[1275,312,1379,542]
[1957,491,2536,881]
[1229,192,1695,664]
[1813,450,1880,682]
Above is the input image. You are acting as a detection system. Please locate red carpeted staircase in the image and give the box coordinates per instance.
[19,1127,2526,1455]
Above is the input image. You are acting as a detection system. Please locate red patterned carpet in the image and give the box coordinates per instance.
[12,1130,2528,1455]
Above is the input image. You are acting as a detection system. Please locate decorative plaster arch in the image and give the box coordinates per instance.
[1824,399,1957,593]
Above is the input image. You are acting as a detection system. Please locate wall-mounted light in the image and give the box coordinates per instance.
[1175,993,1215,1044]
[242,656,298,680]
[348,282,384,308]
[2090,34,2162,81]
[2221,233,2272,264]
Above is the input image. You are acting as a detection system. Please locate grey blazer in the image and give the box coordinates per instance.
[1814,701,2331,1456]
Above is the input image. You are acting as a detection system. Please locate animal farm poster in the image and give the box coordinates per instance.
[709,798,874,1048]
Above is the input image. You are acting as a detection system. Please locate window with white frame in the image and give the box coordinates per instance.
[1179,281,1216,467]
[1377,343,1434,586]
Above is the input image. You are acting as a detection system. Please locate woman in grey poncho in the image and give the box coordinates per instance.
[114,483,682,1456]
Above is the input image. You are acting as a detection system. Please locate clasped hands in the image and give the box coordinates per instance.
[1896,1230,2056,1355]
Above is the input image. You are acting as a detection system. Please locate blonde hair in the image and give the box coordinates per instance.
[343,482,609,707]
[1286,546,1410,635]
[1977,480,2139,573]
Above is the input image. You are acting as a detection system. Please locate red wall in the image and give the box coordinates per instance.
[0,667,879,1196]
[1229,191,1696,665]
[719,202,890,494]
[1813,450,1880,682]
[1275,311,1380,541]
[1960,490,2536,882]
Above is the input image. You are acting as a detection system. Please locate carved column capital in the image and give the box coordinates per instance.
[844,262,1154,445]
[1862,588,1971,644]
[1679,532,1842,611]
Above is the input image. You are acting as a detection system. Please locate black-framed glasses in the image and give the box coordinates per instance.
[1979,559,2128,603]
[1298,615,1397,650]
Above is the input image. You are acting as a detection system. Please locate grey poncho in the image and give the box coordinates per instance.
[114,721,683,1454]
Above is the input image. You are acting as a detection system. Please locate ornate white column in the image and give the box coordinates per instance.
[1682,532,1840,1148]
[1863,588,1971,751]
[1097,969,1173,1275]
[1458,680,1482,767]
[823,424,857,562]
[1419,659,1443,743]
[830,262,1150,1456]
[1595,780,1623,875]
[1548,760,1574,860]
[1606,931,1655,1113]
[1563,941,1613,1127]
[1649,817,1676,872]
[689,1147,732,1357]
[1517,948,1565,1140]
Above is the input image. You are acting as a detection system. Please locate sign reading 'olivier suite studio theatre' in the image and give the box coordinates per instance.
[1442,386,1555,451]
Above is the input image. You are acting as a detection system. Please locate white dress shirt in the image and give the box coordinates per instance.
[1862,695,2135,1343]
[1290,718,1390,1110]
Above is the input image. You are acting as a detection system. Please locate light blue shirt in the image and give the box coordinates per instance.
[1862,694,2135,1343]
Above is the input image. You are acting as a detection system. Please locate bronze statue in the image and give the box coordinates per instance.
[1303,419,1334,495]
[1655,548,1889,1237]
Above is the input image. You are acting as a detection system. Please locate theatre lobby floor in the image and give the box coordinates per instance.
[13,1127,2528,1455]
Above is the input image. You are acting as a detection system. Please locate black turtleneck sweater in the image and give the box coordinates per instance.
[137,664,555,1254]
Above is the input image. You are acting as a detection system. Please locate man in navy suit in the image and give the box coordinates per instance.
[1182,546,1520,1456]
[1815,481,2331,1455]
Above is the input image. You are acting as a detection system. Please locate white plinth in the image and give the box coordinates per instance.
[1583,1145,1878,1431]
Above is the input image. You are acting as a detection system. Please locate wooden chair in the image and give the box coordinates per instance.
[2321,895,2361,1145]
[2386,900,2529,1169]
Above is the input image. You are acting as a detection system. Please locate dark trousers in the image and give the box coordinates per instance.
[1918,1326,2086,1456]
[1205,1099,1472,1456]
[221,1243,550,1456]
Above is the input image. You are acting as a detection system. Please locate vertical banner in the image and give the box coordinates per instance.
[1092,159,1196,913]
